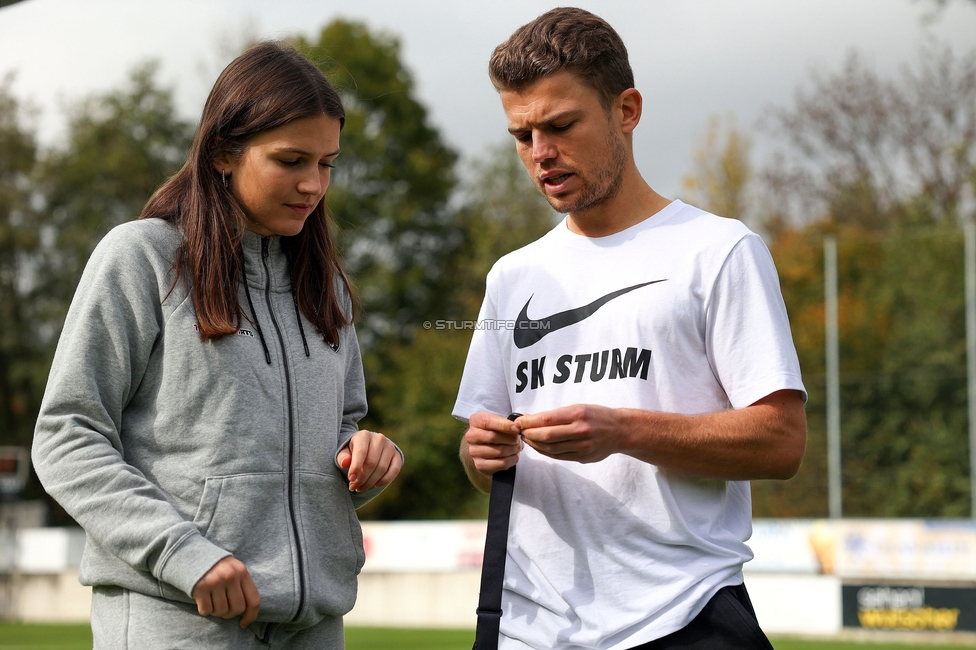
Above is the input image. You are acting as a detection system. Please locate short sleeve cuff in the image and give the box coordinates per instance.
[729,374,807,410]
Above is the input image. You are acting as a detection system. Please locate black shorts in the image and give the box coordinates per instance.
[629,583,773,650]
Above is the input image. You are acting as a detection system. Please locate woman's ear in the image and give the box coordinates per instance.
[212,153,236,175]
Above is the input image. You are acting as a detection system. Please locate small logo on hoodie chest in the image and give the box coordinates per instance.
[192,323,254,337]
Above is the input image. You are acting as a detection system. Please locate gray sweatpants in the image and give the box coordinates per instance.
[91,586,344,649]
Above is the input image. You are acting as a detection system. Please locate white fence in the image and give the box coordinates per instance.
[0,527,90,622]
[3,519,976,635]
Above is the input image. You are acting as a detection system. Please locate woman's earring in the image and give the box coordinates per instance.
[222,169,228,189]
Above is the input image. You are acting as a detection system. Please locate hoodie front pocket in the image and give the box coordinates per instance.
[296,471,362,618]
[192,473,298,621]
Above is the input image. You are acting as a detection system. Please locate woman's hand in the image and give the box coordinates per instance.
[337,430,403,492]
[191,556,261,628]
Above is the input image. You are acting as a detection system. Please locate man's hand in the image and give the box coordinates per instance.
[459,412,523,493]
[337,429,402,492]
[512,390,806,480]
[191,556,261,628]
[517,404,620,464]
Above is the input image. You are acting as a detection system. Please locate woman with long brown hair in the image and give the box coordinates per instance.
[32,41,402,648]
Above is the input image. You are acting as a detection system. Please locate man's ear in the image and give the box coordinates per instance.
[618,88,642,135]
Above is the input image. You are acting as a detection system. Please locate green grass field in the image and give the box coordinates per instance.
[0,623,974,649]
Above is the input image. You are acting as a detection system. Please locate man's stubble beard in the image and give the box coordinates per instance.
[543,130,628,215]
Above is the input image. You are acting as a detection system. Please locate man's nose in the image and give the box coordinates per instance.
[532,134,557,163]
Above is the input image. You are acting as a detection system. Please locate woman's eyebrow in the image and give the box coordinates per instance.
[274,146,341,157]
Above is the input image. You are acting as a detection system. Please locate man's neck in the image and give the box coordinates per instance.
[566,167,671,238]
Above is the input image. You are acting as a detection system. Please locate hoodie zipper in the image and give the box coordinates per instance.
[259,236,306,641]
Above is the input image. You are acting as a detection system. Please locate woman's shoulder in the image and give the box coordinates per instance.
[100,217,180,248]
[92,218,181,265]
[81,219,183,293]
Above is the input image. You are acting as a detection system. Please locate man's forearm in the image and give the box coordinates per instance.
[619,390,806,480]
[518,390,806,480]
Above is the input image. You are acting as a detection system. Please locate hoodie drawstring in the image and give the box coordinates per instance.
[241,250,273,365]
[292,289,311,358]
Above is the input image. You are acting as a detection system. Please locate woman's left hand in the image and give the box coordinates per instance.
[337,430,403,492]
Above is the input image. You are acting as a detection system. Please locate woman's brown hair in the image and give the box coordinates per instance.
[141,41,353,346]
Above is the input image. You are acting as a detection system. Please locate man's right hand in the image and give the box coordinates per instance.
[460,411,523,493]
[191,556,261,628]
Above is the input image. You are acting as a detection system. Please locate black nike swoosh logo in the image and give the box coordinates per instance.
[513,280,667,349]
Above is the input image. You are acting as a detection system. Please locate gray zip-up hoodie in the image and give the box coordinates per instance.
[33,218,382,641]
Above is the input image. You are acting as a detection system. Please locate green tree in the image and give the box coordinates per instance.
[677,44,976,517]
[762,46,976,228]
[2,63,193,521]
[680,114,753,222]
[838,223,968,516]
[36,61,193,322]
[759,220,969,518]
[293,21,459,345]
[359,144,558,520]
[291,22,498,518]
[0,74,44,453]
[751,44,976,517]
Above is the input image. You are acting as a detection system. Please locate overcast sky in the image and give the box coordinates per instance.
[1,0,975,197]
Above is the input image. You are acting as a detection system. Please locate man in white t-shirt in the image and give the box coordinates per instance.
[453,7,807,650]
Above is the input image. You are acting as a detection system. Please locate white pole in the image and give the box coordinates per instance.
[965,220,976,519]
[825,235,842,519]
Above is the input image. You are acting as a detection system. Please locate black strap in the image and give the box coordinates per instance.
[474,465,515,650]
[473,413,520,650]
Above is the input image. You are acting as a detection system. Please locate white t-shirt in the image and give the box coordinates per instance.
[453,201,805,650]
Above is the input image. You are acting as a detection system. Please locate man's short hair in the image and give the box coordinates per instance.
[489,7,634,109]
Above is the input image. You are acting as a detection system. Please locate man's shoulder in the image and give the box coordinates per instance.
[485,221,562,279]
[663,201,753,242]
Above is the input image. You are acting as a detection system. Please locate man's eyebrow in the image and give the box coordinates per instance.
[507,110,583,135]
